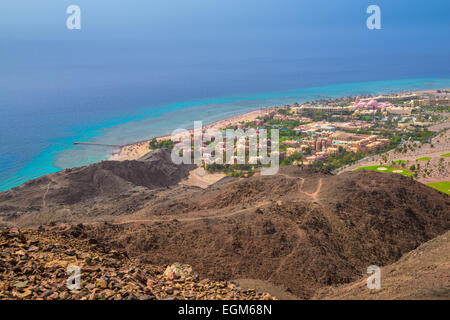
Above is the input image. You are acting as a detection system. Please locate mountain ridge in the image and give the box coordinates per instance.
[0,149,448,299]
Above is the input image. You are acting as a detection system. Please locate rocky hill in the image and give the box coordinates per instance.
[314,230,450,300]
[0,149,195,227]
[67,167,448,299]
[0,227,273,300]
[0,151,448,299]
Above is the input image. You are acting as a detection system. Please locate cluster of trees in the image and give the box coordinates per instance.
[395,141,417,154]
[149,138,174,150]
[374,135,402,154]
[405,129,434,142]
[313,149,365,172]
[438,158,447,174]
[408,163,420,178]
[423,105,450,113]
[392,160,406,168]
[346,129,377,135]
[281,152,303,166]
[408,161,439,179]
[276,108,291,115]
[206,163,256,177]
[262,117,302,129]
[298,108,354,122]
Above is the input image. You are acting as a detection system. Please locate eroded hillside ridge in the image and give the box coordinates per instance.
[0,150,448,299]
[73,168,448,298]
[0,148,196,226]
[0,227,274,300]
[314,230,450,300]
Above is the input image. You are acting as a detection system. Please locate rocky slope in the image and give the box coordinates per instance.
[0,149,195,227]
[0,152,448,299]
[71,168,448,299]
[0,227,273,300]
[314,230,450,300]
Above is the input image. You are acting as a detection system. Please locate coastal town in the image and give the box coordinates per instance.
[112,89,449,193]
[3,0,450,305]
[1,88,449,301]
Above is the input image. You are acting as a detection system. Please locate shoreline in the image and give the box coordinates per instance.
[1,79,449,192]
[110,107,277,161]
[109,87,449,162]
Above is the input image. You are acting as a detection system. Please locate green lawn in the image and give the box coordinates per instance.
[355,165,414,177]
[426,181,450,195]
[440,153,450,157]
[416,157,432,161]
[392,160,405,164]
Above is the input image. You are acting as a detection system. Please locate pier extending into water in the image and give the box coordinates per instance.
[73,142,123,148]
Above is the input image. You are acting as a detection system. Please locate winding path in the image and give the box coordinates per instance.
[277,173,323,199]
[56,173,324,229]
[110,201,273,226]
[42,182,51,209]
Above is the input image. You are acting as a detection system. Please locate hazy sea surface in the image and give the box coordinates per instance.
[1,73,450,191]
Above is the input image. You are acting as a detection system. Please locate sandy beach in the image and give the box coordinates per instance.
[110,108,275,161]
[109,87,449,162]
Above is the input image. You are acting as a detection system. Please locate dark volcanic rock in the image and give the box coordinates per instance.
[0,228,273,300]
[1,160,448,299]
[63,167,448,298]
[0,149,195,225]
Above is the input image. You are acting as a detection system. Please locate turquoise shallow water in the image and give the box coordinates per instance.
[1,77,450,191]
